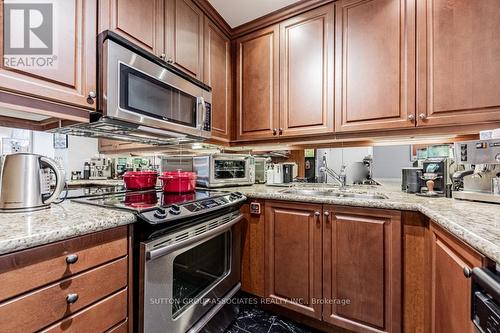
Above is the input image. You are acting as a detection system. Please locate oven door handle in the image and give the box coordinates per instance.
[197,96,206,130]
[146,214,243,261]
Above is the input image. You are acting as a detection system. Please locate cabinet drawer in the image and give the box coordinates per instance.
[0,226,127,302]
[107,319,128,333]
[40,289,127,333]
[0,257,128,333]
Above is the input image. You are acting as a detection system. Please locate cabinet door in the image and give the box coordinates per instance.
[279,4,334,137]
[265,201,322,319]
[165,0,204,80]
[335,0,416,132]
[0,0,97,113]
[99,0,163,56]
[430,223,484,333]
[323,206,401,333]
[204,18,232,141]
[416,0,500,126]
[236,25,279,141]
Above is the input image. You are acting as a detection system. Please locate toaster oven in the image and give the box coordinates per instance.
[193,154,255,188]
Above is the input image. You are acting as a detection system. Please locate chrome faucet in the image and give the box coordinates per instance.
[319,155,347,188]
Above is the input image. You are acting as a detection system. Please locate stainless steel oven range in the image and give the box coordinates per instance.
[73,189,246,333]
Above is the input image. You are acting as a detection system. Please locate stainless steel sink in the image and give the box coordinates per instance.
[280,189,388,200]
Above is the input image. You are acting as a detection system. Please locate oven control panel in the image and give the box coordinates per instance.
[139,192,246,224]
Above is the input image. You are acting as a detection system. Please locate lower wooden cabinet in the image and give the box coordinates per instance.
[430,222,484,333]
[265,201,323,319]
[0,226,130,333]
[323,206,401,333]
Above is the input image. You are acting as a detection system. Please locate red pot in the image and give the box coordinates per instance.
[160,171,197,193]
[162,192,196,205]
[123,171,158,190]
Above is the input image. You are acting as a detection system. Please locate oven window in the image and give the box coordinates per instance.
[172,231,230,318]
[119,64,197,127]
[213,160,247,179]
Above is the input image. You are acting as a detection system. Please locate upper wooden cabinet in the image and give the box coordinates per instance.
[164,0,204,80]
[416,0,500,127]
[335,0,416,133]
[236,25,280,140]
[279,5,334,137]
[430,223,484,333]
[204,18,232,141]
[0,0,97,115]
[99,0,163,55]
[265,201,323,319]
[323,206,401,333]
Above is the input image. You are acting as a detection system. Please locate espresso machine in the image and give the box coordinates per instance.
[453,139,500,204]
[89,157,113,179]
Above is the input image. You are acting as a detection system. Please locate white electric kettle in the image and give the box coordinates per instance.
[0,153,66,212]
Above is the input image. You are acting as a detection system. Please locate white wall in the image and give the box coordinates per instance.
[372,145,413,180]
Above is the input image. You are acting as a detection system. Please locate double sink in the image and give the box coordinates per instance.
[279,188,388,200]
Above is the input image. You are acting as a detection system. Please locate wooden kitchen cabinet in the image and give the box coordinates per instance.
[99,0,163,55]
[240,201,266,297]
[323,206,402,333]
[265,201,323,319]
[204,18,232,141]
[416,0,500,127]
[430,222,484,333]
[0,226,130,333]
[0,0,97,117]
[164,0,204,80]
[334,0,416,132]
[279,4,334,137]
[236,25,280,141]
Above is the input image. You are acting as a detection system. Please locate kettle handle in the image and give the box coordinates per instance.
[40,156,66,204]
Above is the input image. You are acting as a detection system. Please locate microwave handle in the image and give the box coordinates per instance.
[197,96,207,130]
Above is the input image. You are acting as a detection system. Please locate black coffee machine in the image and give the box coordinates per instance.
[419,159,449,196]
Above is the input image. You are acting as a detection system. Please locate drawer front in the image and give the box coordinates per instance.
[0,226,127,302]
[0,257,127,333]
[107,319,128,333]
[41,289,127,333]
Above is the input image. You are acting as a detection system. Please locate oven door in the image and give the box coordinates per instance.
[141,212,242,333]
[102,38,211,139]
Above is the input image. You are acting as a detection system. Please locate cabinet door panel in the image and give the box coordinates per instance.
[0,0,96,112]
[335,0,415,132]
[323,206,401,333]
[204,18,231,141]
[265,201,322,319]
[279,4,334,137]
[430,223,484,333]
[99,0,162,55]
[236,25,279,140]
[416,0,500,126]
[165,0,204,79]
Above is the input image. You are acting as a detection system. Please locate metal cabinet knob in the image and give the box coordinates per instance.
[159,53,166,60]
[273,128,277,136]
[279,128,283,135]
[419,113,427,120]
[66,254,78,264]
[408,114,415,121]
[324,211,330,216]
[66,293,79,304]
[314,211,321,216]
[88,91,96,99]
[463,266,472,278]
[167,58,174,64]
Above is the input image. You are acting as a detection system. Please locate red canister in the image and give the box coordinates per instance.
[159,171,197,193]
[123,171,158,190]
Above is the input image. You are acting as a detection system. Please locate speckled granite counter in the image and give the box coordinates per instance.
[0,201,136,255]
[224,183,500,264]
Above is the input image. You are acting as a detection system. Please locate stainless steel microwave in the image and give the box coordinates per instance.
[54,31,212,145]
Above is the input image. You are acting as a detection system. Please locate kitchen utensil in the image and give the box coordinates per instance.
[0,153,66,212]
[123,171,158,190]
[160,171,197,193]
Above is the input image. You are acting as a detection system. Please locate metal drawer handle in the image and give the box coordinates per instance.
[66,254,78,264]
[66,293,79,304]
[463,266,472,278]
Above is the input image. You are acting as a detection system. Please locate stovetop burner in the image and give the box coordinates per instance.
[72,189,246,226]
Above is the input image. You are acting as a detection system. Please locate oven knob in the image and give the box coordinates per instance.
[169,205,181,215]
[154,208,167,219]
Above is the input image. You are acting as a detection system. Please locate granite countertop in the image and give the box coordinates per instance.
[224,182,500,264]
[0,201,136,255]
